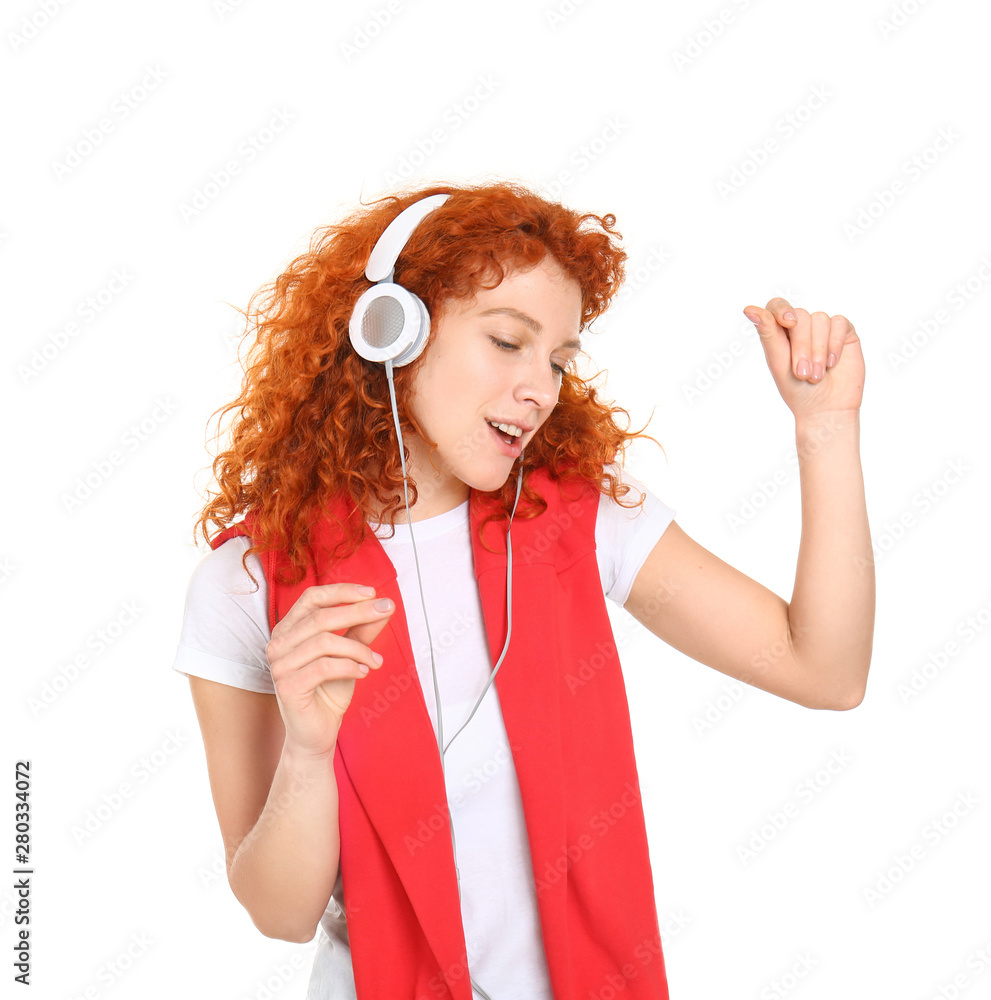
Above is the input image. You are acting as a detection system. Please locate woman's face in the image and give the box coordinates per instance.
[404,256,583,516]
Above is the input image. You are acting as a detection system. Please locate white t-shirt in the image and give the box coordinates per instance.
[172,467,676,1000]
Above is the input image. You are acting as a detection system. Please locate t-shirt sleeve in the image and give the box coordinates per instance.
[595,465,677,607]
[170,536,275,694]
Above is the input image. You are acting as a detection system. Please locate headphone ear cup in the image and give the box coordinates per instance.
[389,294,430,367]
[349,283,430,366]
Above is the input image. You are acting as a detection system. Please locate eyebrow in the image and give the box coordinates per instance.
[479,307,582,352]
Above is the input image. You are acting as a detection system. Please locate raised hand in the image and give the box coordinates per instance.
[744,298,865,418]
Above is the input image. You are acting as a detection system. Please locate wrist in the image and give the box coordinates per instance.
[281,737,338,775]
[795,409,860,438]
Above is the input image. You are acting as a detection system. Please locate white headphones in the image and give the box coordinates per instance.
[348,193,451,367]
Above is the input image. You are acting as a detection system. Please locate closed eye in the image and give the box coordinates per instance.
[489,337,568,376]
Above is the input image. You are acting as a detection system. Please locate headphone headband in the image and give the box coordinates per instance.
[365,193,450,283]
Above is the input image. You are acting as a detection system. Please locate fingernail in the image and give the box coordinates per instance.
[357,585,375,596]
[827,353,836,368]
[373,652,384,666]
[784,311,797,323]
[373,598,393,613]
[812,362,824,380]
[797,359,810,378]
[744,312,761,325]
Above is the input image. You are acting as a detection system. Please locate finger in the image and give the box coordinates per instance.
[826,314,852,368]
[274,598,395,656]
[786,308,814,380]
[273,583,386,638]
[270,630,384,681]
[276,655,372,700]
[743,305,792,375]
[808,311,832,382]
[765,297,798,327]
[345,611,394,652]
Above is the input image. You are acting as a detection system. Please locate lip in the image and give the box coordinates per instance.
[487,420,525,458]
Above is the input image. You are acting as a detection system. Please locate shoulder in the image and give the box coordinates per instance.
[182,535,269,634]
[590,465,676,606]
[188,533,262,599]
[596,462,677,532]
[174,536,273,688]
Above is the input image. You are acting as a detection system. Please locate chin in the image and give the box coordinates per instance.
[463,465,515,495]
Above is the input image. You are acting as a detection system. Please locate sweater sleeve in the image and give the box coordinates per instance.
[595,464,677,608]
[170,536,275,694]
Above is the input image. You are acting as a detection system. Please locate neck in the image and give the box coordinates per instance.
[364,431,471,523]
[364,469,470,525]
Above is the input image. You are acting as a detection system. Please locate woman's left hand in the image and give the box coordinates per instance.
[743,298,865,418]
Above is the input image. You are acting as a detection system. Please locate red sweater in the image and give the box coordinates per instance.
[212,468,671,999]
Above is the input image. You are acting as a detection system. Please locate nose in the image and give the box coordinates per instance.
[514,357,560,410]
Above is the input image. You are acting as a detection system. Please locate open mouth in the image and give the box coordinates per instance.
[487,420,524,446]
[490,426,515,445]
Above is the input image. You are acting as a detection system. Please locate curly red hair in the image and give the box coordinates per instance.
[195,180,663,584]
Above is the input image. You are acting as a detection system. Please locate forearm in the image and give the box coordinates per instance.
[788,411,875,707]
[228,741,341,942]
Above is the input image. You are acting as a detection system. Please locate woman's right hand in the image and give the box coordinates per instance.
[265,584,395,758]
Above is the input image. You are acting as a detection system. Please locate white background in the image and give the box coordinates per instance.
[4,0,990,998]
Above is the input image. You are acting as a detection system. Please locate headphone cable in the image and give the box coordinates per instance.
[384,360,520,1000]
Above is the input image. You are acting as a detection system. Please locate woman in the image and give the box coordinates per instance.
[173,181,873,999]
